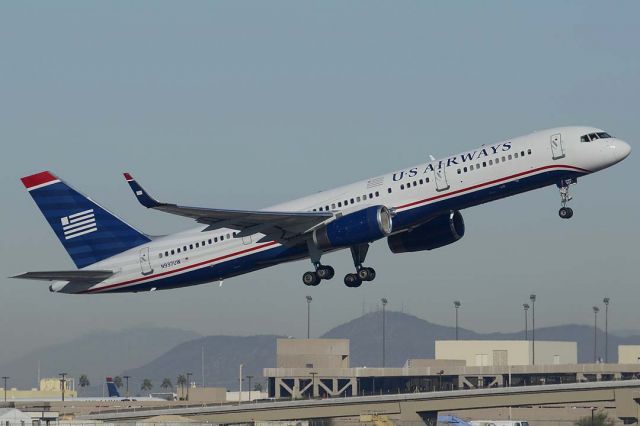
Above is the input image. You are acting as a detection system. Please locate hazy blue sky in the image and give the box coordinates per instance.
[1,1,638,362]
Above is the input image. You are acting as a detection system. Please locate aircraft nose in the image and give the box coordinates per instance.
[613,139,631,161]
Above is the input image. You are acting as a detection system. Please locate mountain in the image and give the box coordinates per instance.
[0,327,200,393]
[122,335,280,393]
[120,311,640,392]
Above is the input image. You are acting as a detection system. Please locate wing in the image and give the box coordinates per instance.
[12,270,114,282]
[123,173,333,243]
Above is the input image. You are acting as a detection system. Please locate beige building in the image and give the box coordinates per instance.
[277,338,349,369]
[435,340,577,366]
[0,378,77,400]
[619,345,640,364]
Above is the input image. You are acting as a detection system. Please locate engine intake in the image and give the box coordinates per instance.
[387,210,465,253]
[313,205,393,250]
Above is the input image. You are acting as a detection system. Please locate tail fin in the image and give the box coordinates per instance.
[106,377,120,397]
[21,171,150,268]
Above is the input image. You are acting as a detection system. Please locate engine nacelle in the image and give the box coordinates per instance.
[387,210,465,253]
[313,205,393,250]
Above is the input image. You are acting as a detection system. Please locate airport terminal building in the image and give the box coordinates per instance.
[264,339,640,399]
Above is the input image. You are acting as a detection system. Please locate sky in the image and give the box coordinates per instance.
[0,1,639,363]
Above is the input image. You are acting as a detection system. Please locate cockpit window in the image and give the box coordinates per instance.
[581,132,613,142]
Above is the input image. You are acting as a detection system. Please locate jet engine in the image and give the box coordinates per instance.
[387,210,465,253]
[313,205,393,250]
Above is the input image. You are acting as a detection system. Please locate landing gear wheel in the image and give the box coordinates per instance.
[344,273,362,288]
[316,265,335,280]
[302,271,320,286]
[558,207,574,219]
[357,267,376,282]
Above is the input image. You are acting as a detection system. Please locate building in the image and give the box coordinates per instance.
[264,339,640,399]
[0,408,33,426]
[277,338,349,369]
[435,340,577,366]
[0,378,77,401]
[619,345,640,364]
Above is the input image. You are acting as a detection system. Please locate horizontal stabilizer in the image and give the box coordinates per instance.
[12,270,114,282]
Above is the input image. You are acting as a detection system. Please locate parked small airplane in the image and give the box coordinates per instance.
[13,126,630,293]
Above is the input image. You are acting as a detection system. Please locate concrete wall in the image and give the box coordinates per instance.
[277,339,349,368]
[176,387,226,403]
[619,346,640,364]
[435,340,577,366]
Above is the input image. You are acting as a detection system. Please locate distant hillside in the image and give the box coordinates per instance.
[122,335,280,393]
[121,311,640,392]
[0,327,200,394]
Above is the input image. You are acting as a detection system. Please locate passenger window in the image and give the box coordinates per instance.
[165,251,169,257]
[483,162,487,167]
[426,177,430,182]
[325,205,329,210]
[196,243,200,248]
[502,156,506,161]
[463,167,468,172]
[344,200,348,205]
[457,169,461,174]
[470,165,474,171]
[159,252,163,258]
[489,160,493,165]
[183,246,187,251]
[495,158,499,164]
[387,188,392,193]
[337,202,342,207]
[375,191,379,197]
[226,233,231,239]
[331,203,336,209]
[514,152,519,158]
[400,184,404,190]
[508,154,512,160]
[369,193,373,198]
[220,236,224,241]
[351,198,355,203]
[419,179,423,184]
[214,237,218,242]
[527,149,532,154]
[411,182,415,187]
[171,249,175,255]
[521,151,525,156]
[208,239,212,244]
[476,163,480,169]
[177,248,181,253]
[189,244,194,250]
[356,197,360,202]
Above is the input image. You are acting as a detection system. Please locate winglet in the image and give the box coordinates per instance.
[123,173,161,208]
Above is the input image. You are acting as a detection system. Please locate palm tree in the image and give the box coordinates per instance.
[176,374,187,400]
[113,376,123,389]
[78,375,90,395]
[141,379,152,392]
[161,378,173,390]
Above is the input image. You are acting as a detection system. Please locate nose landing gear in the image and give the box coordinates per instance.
[557,178,576,219]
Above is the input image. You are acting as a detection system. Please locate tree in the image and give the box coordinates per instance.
[113,376,123,389]
[141,379,153,392]
[161,378,173,390]
[176,374,187,400]
[78,375,90,395]
[575,410,615,426]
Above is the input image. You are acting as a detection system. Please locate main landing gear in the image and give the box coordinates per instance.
[557,178,576,219]
[300,242,377,288]
[344,244,376,288]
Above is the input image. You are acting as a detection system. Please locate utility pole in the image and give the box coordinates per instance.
[306,295,312,339]
[530,294,536,365]
[381,298,388,367]
[186,372,193,401]
[454,301,461,340]
[523,303,530,340]
[123,375,130,398]
[593,306,600,362]
[59,373,67,402]
[246,375,253,402]
[238,364,243,405]
[2,376,9,402]
[603,298,610,363]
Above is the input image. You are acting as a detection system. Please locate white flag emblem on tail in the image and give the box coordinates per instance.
[60,209,97,240]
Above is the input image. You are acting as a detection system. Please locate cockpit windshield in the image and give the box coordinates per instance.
[581,132,613,142]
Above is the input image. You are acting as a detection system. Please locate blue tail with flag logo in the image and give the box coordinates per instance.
[106,377,121,397]
[21,171,150,269]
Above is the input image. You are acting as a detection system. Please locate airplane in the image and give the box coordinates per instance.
[13,126,630,294]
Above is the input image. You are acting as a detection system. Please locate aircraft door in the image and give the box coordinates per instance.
[550,133,565,160]
[139,247,153,275]
[242,235,252,245]
[433,165,450,192]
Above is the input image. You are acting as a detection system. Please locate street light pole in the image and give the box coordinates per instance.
[186,372,193,401]
[454,301,461,340]
[59,373,67,402]
[523,304,530,340]
[529,294,536,365]
[593,306,600,362]
[309,372,317,399]
[2,376,9,402]
[603,298,610,363]
[123,375,130,398]
[306,295,312,339]
[381,298,388,367]
[246,375,253,402]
